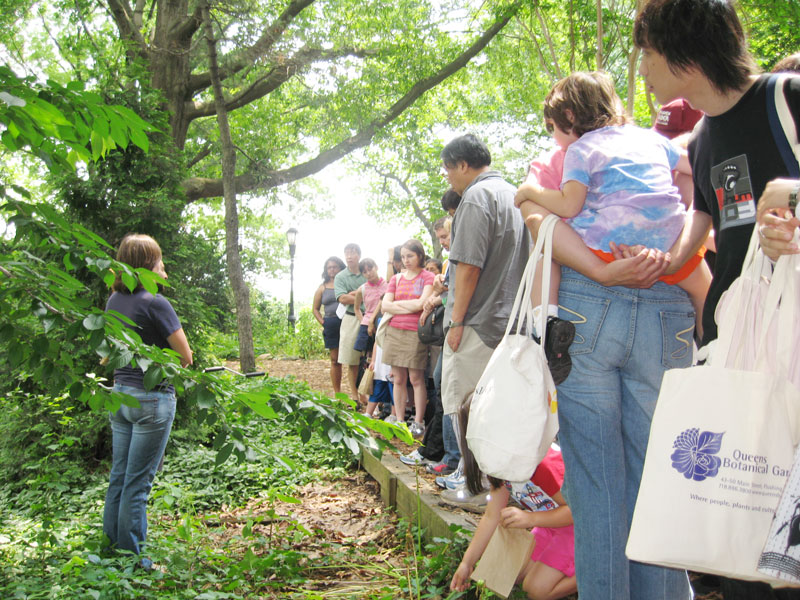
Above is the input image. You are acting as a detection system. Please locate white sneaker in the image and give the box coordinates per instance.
[435,466,465,489]
[408,421,425,439]
[384,414,398,423]
[399,449,433,466]
[439,486,490,513]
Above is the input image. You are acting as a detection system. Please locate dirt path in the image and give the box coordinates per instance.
[212,471,411,598]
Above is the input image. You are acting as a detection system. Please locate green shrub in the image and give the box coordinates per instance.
[251,296,325,359]
[195,296,326,363]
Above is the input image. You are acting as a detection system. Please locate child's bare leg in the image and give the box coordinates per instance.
[677,259,712,341]
[520,561,577,600]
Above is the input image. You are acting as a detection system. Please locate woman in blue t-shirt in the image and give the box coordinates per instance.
[103,234,193,569]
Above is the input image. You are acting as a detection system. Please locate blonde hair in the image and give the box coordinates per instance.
[113,234,162,293]
[543,71,628,138]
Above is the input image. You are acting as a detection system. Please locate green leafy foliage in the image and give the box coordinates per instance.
[252,296,326,359]
[0,375,416,600]
[1,87,406,468]
[50,81,233,355]
[740,0,800,70]
[0,66,155,171]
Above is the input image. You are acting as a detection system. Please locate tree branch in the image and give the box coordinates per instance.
[568,0,575,71]
[75,0,104,61]
[374,168,434,231]
[230,0,316,75]
[533,5,563,79]
[173,4,203,44]
[595,0,604,69]
[0,265,74,322]
[106,0,148,52]
[626,45,641,116]
[514,14,556,80]
[186,47,371,118]
[368,165,442,258]
[40,12,79,75]
[187,0,315,92]
[187,142,213,168]
[181,1,522,201]
[133,0,145,29]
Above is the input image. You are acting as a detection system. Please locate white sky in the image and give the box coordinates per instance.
[255,163,419,306]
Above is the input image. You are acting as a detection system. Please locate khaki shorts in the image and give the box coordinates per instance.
[382,326,428,370]
[337,313,362,365]
[441,325,494,415]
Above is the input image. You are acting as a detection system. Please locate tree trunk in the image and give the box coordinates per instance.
[149,0,198,149]
[630,0,651,119]
[202,1,256,373]
[595,0,604,70]
[626,46,640,116]
[568,0,576,72]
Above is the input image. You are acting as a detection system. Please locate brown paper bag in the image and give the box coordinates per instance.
[471,525,535,598]
[357,368,374,396]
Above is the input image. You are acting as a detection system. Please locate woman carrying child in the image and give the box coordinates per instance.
[380,239,434,438]
[515,72,706,599]
[450,396,577,600]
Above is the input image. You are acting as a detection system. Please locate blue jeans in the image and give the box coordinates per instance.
[103,384,176,564]
[556,269,694,600]
[436,351,460,468]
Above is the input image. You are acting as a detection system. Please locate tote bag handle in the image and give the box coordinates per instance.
[754,241,800,379]
[503,214,560,342]
[712,225,768,365]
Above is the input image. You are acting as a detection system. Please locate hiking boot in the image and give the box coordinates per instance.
[399,449,433,466]
[537,316,575,385]
[426,462,455,476]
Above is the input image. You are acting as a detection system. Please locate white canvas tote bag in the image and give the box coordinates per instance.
[465,214,560,482]
[626,227,800,583]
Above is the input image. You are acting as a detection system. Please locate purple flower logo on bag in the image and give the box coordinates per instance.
[670,428,724,481]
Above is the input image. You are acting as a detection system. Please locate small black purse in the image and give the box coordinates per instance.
[417,303,445,346]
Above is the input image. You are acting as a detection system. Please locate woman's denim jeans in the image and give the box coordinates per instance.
[103,384,176,563]
[556,269,694,600]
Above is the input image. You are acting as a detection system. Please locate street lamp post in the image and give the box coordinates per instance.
[286,227,298,330]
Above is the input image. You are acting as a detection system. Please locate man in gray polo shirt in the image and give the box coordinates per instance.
[439,133,531,488]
